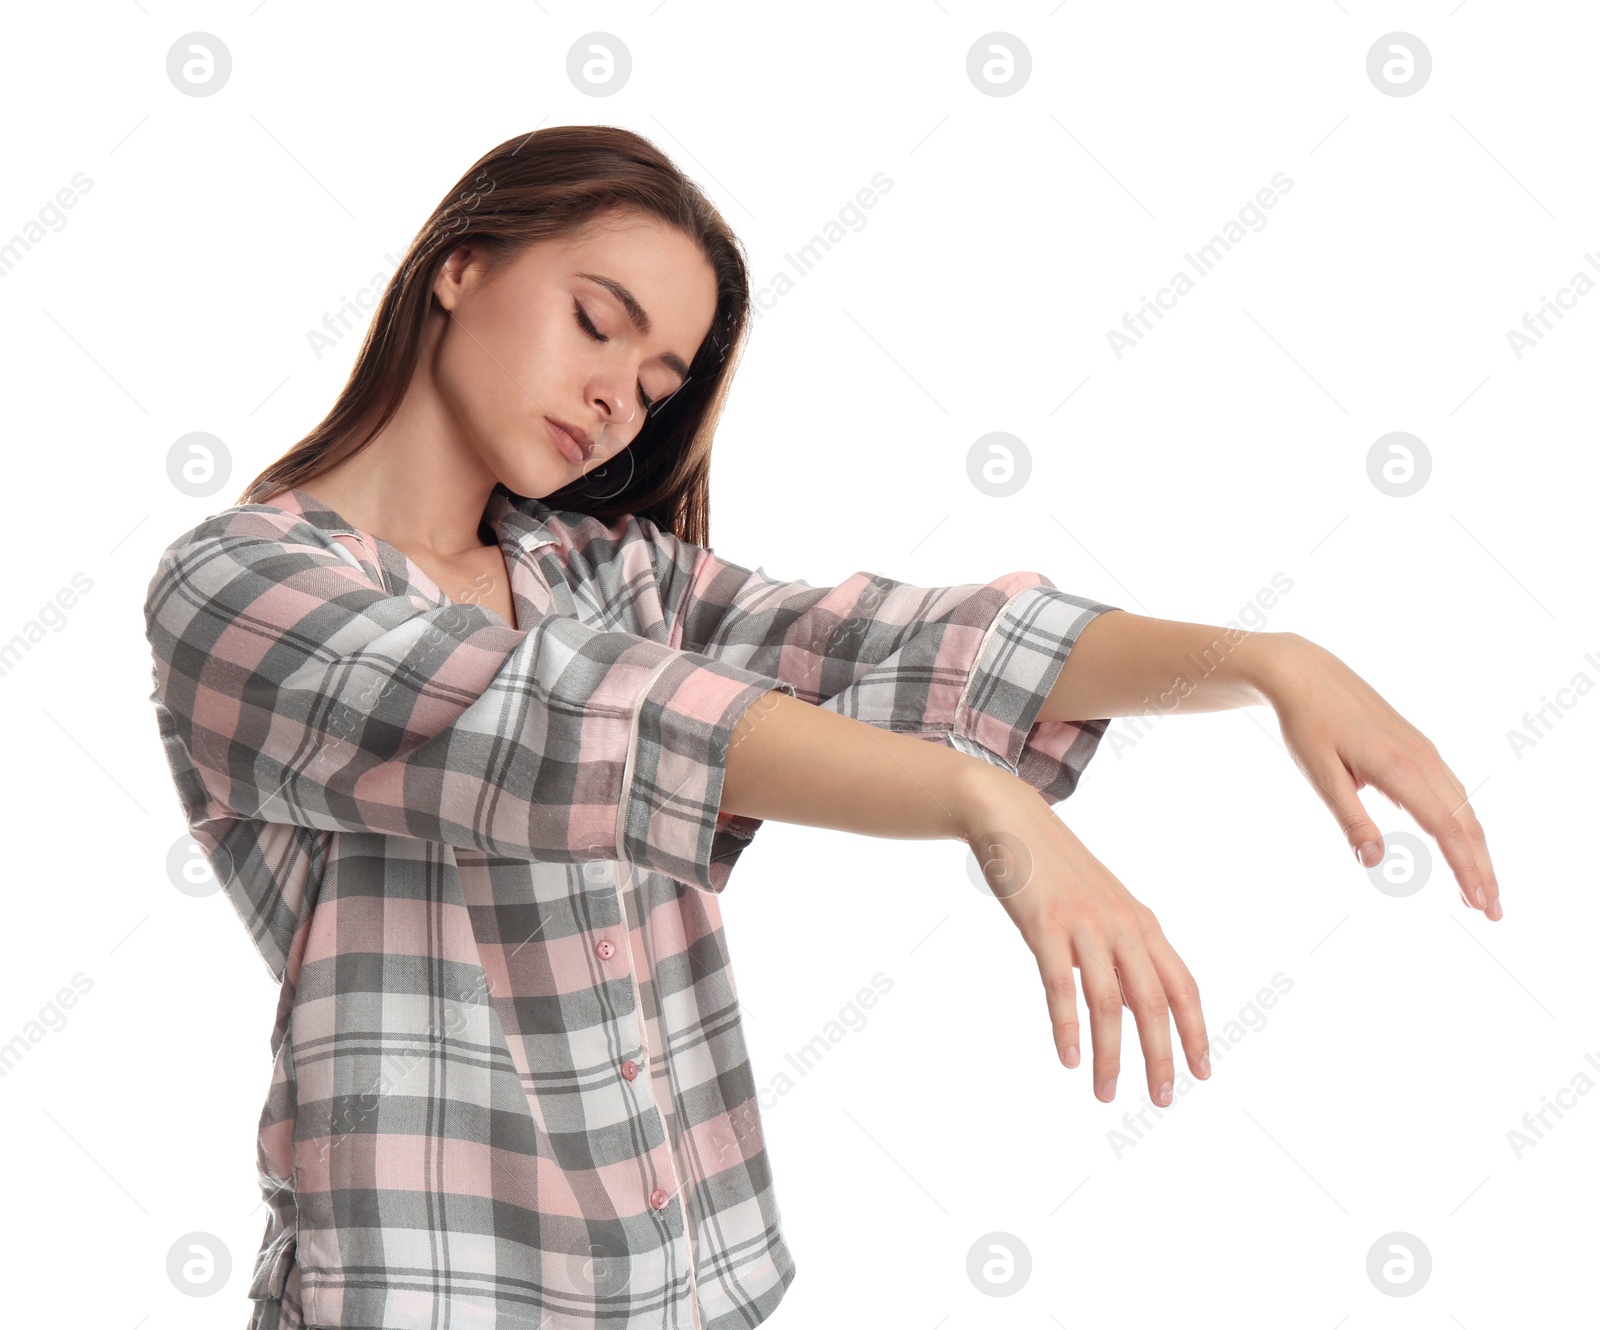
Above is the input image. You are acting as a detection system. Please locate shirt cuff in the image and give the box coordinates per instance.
[619,652,798,892]
[949,585,1120,804]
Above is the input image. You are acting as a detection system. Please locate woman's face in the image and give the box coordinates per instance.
[429,209,719,499]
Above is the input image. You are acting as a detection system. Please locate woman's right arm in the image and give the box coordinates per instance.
[143,520,800,894]
[720,686,1211,1108]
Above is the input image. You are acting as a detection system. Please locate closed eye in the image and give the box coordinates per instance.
[573,299,655,414]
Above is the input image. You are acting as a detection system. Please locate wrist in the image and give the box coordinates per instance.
[952,759,1031,847]
[1246,631,1319,711]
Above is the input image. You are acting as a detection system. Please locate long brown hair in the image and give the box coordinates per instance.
[236,124,753,547]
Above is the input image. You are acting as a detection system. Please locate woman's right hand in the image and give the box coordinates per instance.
[959,767,1211,1106]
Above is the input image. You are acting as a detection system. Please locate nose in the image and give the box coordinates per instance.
[595,391,639,453]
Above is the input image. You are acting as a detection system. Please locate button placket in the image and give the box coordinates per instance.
[597,863,704,1328]
[585,861,651,1093]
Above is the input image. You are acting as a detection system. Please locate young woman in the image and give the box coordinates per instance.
[142,125,1501,1330]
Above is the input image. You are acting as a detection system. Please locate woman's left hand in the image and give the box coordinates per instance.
[1260,634,1503,920]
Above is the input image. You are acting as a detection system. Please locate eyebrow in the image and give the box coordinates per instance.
[577,272,693,382]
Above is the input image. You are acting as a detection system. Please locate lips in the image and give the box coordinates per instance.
[544,417,591,465]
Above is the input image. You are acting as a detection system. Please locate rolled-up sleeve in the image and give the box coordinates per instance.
[635,516,1121,808]
[946,584,1118,804]
[143,526,795,894]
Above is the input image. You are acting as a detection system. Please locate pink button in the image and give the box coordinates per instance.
[621,1059,639,1081]
[595,938,616,961]
[649,1188,670,1210]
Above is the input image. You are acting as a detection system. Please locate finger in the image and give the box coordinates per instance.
[1031,928,1083,1071]
[1111,926,1177,1106]
[1426,751,1503,921]
[1369,752,1490,913]
[1075,936,1125,1102]
[1141,919,1210,1081]
[1399,746,1496,916]
[1300,750,1387,872]
[1307,750,1496,918]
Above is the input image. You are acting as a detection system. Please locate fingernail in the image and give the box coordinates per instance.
[1488,899,1503,920]
[1157,1080,1172,1105]
[1199,1052,1211,1077]
[1064,1045,1080,1068]
[1474,883,1488,909]
[1355,840,1382,867]
[1099,1077,1116,1101]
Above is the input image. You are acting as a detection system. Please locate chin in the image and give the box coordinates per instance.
[495,456,568,502]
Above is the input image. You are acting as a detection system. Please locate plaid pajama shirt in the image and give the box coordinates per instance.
[141,482,1118,1329]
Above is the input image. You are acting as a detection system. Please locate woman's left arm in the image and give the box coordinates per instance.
[1040,610,1503,921]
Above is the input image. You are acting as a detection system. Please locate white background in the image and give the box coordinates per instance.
[1,1,1594,1325]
